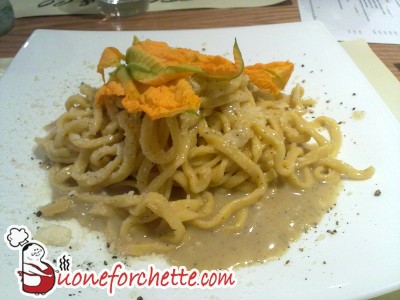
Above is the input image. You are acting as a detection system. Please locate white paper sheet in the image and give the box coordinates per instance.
[298,0,400,44]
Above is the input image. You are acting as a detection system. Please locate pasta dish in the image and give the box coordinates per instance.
[36,38,374,269]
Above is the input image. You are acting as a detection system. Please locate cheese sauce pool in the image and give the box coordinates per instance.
[51,180,340,270]
[167,181,340,270]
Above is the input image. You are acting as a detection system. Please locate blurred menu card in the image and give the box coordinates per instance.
[298,0,400,44]
[10,0,285,18]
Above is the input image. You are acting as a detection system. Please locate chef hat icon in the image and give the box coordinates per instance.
[4,225,31,249]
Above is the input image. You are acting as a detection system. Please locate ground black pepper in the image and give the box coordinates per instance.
[374,189,381,196]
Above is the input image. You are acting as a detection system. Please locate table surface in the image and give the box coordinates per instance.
[0,0,399,81]
[0,1,399,299]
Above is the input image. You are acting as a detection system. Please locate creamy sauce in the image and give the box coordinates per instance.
[167,181,340,270]
[49,181,340,270]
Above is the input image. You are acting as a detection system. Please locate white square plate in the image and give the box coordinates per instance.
[1,21,399,299]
